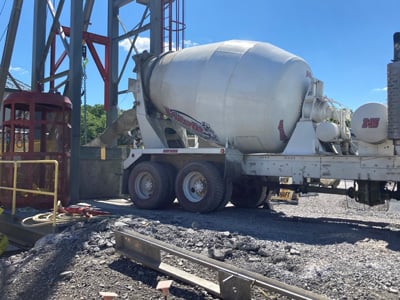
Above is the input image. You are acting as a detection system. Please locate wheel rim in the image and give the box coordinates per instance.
[135,171,154,199]
[182,171,207,203]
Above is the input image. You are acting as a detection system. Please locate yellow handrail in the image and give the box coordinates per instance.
[0,160,59,227]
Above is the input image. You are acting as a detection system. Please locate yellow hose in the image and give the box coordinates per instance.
[21,212,86,227]
[21,209,114,228]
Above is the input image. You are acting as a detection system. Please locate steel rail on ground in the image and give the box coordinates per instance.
[115,229,329,300]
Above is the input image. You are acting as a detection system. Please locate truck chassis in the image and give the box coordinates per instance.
[122,147,400,213]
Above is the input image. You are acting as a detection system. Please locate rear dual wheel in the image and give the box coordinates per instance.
[175,161,225,213]
[129,160,228,213]
[231,176,268,208]
[128,161,175,209]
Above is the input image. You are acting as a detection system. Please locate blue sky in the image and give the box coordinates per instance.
[1,0,399,111]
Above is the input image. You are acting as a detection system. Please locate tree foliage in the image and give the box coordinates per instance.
[80,104,107,144]
[80,104,133,146]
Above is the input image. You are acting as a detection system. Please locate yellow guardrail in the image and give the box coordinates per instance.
[0,160,59,227]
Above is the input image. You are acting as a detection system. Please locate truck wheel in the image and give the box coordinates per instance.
[160,162,177,207]
[215,180,233,211]
[128,161,171,209]
[175,161,224,213]
[231,176,267,208]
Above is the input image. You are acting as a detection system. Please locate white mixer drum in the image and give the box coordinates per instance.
[145,40,312,153]
[351,103,388,144]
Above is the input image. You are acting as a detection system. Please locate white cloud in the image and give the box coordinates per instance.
[183,39,199,48]
[119,36,199,53]
[9,66,28,75]
[166,40,199,50]
[119,36,150,53]
[372,87,387,92]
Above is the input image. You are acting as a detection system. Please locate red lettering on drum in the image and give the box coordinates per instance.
[361,118,380,129]
[278,120,288,141]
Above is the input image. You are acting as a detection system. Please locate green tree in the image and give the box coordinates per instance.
[80,104,106,144]
[80,104,132,146]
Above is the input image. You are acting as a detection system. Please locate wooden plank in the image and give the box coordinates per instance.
[158,262,220,296]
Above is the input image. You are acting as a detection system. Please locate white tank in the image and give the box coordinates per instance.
[316,121,340,142]
[351,103,388,144]
[143,40,312,153]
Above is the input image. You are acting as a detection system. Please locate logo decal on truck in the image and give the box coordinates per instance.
[362,118,380,129]
[165,108,219,142]
[278,120,288,141]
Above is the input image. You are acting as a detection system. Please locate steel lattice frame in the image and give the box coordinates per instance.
[0,0,185,201]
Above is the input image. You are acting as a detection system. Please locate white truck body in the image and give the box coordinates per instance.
[122,38,400,213]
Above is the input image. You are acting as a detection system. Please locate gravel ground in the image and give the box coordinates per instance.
[1,191,400,300]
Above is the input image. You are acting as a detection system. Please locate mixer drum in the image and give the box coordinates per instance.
[145,40,312,153]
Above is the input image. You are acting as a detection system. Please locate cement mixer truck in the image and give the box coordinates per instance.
[121,35,400,213]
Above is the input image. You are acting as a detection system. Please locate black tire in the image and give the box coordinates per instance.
[160,162,177,207]
[231,176,267,208]
[128,161,171,209]
[175,161,224,213]
[215,180,233,211]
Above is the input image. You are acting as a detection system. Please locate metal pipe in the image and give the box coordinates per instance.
[387,33,400,154]
[393,32,400,62]
[69,0,83,203]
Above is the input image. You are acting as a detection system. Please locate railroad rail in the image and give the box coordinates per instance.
[114,230,329,300]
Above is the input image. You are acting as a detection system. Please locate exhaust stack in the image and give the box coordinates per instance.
[387,32,400,154]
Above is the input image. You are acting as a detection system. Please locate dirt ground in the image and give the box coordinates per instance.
[1,193,400,300]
